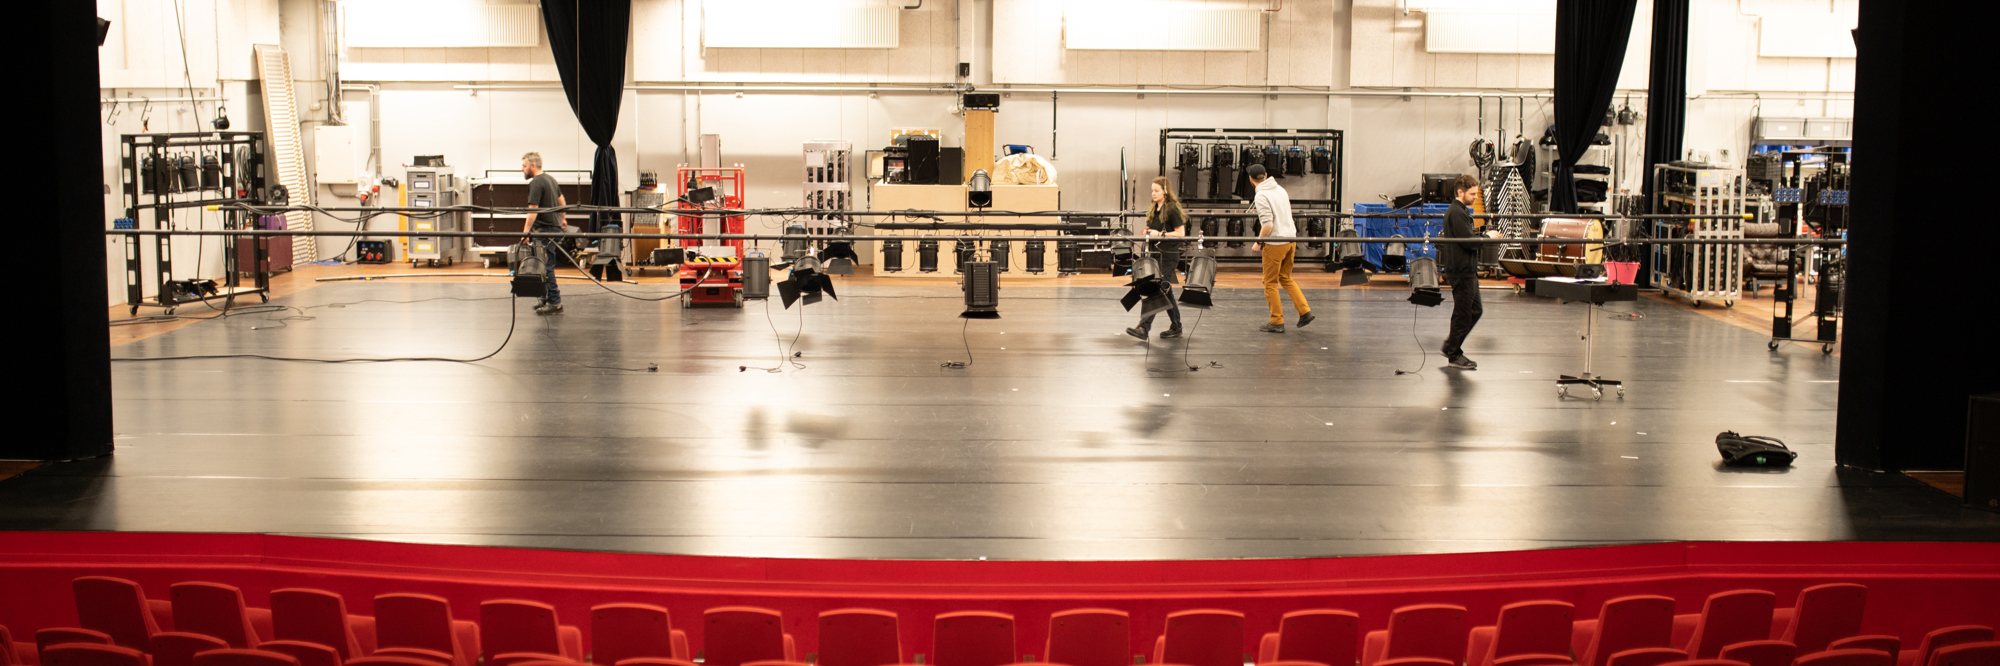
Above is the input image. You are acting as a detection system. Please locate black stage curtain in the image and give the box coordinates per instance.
[541,0,630,232]
[1550,0,1637,212]
[1641,0,1689,210]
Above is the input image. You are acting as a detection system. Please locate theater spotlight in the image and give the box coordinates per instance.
[1109,242,1136,277]
[989,239,1010,272]
[1057,240,1080,273]
[968,169,993,209]
[1120,256,1173,318]
[1179,254,1217,308]
[742,254,771,300]
[817,240,859,275]
[954,240,975,274]
[1407,256,1444,307]
[918,239,940,272]
[1024,240,1046,274]
[882,239,904,272]
[781,223,811,261]
[962,261,1001,319]
[775,256,839,309]
[1334,224,1369,286]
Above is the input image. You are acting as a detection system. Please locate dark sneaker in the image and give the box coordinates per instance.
[536,303,565,316]
[1297,312,1316,328]
[1260,323,1285,333]
[1159,326,1183,339]
[1125,327,1149,340]
[1448,354,1477,370]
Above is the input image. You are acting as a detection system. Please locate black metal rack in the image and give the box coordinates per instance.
[1156,128,1343,208]
[119,131,274,314]
[1156,128,1344,263]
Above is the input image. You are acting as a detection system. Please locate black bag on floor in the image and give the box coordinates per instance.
[1716,431,1797,467]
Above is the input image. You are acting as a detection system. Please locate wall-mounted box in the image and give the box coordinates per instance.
[1753,117,1806,141]
[313,124,356,185]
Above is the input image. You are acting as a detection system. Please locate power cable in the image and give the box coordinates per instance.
[1393,303,1429,376]
[113,297,521,363]
[941,318,973,369]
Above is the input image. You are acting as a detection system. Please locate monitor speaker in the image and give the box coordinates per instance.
[937,147,963,185]
[907,136,940,184]
[1968,392,2000,512]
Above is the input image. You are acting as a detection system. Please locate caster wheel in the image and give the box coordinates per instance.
[1725,300,1736,308]
[1822,344,1833,355]
[1592,388,1603,400]
[1692,301,1702,308]
[484,258,494,269]
[1768,341,1780,351]
[1617,388,1626,398]
[259,294,268,303]
[1558,386,1568,397]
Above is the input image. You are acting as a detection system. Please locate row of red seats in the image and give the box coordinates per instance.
[4,579,1996,666]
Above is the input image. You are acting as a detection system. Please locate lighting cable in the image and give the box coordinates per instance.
[941,318,973,369]
[114,297,520,364]
[1393,303,1429,376]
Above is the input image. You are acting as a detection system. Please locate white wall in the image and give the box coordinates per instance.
[100,0,1856,305]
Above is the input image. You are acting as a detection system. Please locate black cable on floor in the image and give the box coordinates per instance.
[1394,303,1429,376]
[942,318,973,369]
[113,297,520,364]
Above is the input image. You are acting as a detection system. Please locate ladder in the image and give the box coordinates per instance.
[254,44,315,264]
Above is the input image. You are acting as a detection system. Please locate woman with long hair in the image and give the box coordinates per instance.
[1128,176,1187,340]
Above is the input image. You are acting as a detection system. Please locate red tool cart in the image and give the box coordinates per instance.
[676,166,747,307]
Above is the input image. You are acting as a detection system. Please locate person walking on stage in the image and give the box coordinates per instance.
[521,152,567,315]
[1128,177,1187,340]
[1440,174,1484,369]
[1248,164,1313,333]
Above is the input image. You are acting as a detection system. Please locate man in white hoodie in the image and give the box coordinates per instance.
[1248,164,1314,333]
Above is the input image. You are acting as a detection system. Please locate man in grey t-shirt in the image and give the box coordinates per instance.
[521,152,566,314]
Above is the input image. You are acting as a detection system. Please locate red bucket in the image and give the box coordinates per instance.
[1605,261,1640,285]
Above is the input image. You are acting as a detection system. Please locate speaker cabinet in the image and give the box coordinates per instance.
[1969,392,2000,512]
[907,136,940,184]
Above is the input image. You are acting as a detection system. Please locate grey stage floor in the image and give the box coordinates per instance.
[5,280,1998,560]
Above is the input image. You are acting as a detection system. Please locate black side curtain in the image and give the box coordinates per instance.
[1641,0,1690,211]
[1550,0,1638,213]
[541,0,630,232]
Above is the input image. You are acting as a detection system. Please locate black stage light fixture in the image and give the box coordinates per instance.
[1057,240,1080,273]
[1201,215,1219,239]
[989,239,1010,273]
[1311,145,1334,174]
[817,240,859,275]
[1304,218,1327,253]
[776,256,839,309]
[741,254,771,299]
[591,223,625,282]
[1179,254,1217,308]
[1285,146,1307,176]
[1120,256,1173,318]
[1383,234,1407,271]
[1236,145,1262,198]
[1226,216,1246,248]
[1262,145,1285,179]
[968,169,993,209]
[1177,143,1202,198]
[1407,256,1443,307]
[1024,240,1046,274]
[781,222,811,261]
[509,243,549,299]
[1209,143,1236,199]
[882,239,904,272]
[954,240,974,274]
[1109,243,1135,277]
[962,261,1001,319]
[918,239,940,272]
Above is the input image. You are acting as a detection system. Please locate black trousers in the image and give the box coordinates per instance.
[1442,273,1482,357]
[1136,291,1182,332]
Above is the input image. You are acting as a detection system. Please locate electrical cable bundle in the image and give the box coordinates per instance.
[1469,138,1496,171]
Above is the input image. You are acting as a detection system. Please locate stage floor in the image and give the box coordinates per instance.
[6,277,1997,560]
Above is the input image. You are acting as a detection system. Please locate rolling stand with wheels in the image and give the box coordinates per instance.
[1535,277,1636,401]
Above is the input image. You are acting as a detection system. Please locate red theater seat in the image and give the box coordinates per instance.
[1362,605,1468,666]
[149,634,230,666]
[936,612,1017,666]
[1152,610,1244,666]
[1262,661,1338,666]
[1658,661,1751,666]
[36,631,113,656]
[372,594,478,666]
[366,650,448,666]
[1258,610,1360,666]
[1900,628,1994,666]
[1608,648,1687,666]
[1926,643,2000,666]
[1046,609,1128,666]
[41,645,150,666]
[1681,592,1777,661]
[1792,649,1893,666]
[817,609,900,666]
[1771,585,1866,656]
[590,604,687,665]
[701,608,793,666]
[348,658,458,666]
[485,654,572,666]
[478,602,580,663]
[1377,658,1456,666]
[190,649,298,666]
[613,660,698,666]
[1826,639,1899,663]
[5,625,35,666]
[271,590,374,661]
[73,578,173,651]
[1576,597,1677,666]
[170,584,271,649]
[253,642,340,666]
[1468,601,1574,666]
[1718,641,1797,666]
[1495,654,1575,666]
[741,661,810,666]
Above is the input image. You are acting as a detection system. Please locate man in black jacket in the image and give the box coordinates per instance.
[1440,174,1483,369]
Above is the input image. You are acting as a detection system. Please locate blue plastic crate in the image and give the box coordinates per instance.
[1399,203,1450,263]
[1353,204,1396,271]
[113,218,136,230]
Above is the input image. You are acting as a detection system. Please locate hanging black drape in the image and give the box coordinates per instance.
[541,0,630,232]
[1550,0,1638,212]
[1641,0,1689,211]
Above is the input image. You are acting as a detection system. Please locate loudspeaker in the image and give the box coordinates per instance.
[907,136,940,184]
[963,93,999,110]
[1969,392,2000,512]
[937,147,963,185]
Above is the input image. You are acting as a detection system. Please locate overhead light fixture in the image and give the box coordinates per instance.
[989,239,1010,273]
[968,169,993,209]
[954,239,974,274]
[1407,256,1443,307]
[742,254,771,299]
[775,255,838,309]
[1335,223,1369,286]
[781,222,811,261]
[882,240,904,272]
[1057,240,1080,273]
[962,261,1001,318]
[918,239,939,272]
[1024,240,1046,274]
[1179,254,1217,307]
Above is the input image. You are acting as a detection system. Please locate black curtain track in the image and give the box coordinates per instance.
[541,0,630,233]
[1642,0,1690,212]
[1551,0,1638,213]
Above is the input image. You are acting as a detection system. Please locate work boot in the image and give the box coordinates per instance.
[536,302,565,316]
[1448,354,1478,370]
[1260,323,1285,333]
[1297,312,1316,328]
[1160,325,1183,339]
[1125,327,1149,340]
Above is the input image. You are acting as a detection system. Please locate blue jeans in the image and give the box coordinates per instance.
[537,235,563,305]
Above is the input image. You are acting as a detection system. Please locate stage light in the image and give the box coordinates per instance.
[1407,256,1443,307]
[742,254,771,300]
[1334,224,1369,286]
[962,261,1001,318]
[882,240,904,272]
[781,222,810,261]
[919,239,939,272]
[591,223,625,282]
[1025,240,1046,274]
[1057,240,1080,273]
[954,240,974,274]
[968,169,993,209]
[1120,256,1173,318]
[509,243,548,299]
[1179,254,1217,308]
[776,256,839,309]
[817,240,859,275]
[989,239,1010,273]
[1109,243,1135,277]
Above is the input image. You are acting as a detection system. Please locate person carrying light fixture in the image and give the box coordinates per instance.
[1248,164,1313,333]
[520,151,568,316]
[1440,173,1484,369]
[1127,177,1187,340]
